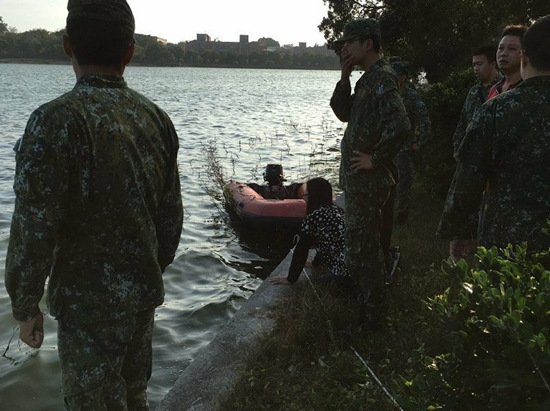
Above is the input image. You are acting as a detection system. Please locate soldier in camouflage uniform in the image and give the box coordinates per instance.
[438,15,550,261]
[390,60,433,225]
[331,19,410,325]
[4,1,183,409]
[452,45,500,158]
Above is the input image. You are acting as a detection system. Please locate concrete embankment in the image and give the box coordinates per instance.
[156,250,301,411]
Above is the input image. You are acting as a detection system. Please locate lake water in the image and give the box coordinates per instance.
[0,64,348,410]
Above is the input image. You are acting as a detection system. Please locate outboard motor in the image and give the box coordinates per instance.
[262,164,289,199]
[264,164,286,186]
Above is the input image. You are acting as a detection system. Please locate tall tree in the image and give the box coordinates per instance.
[0,16,8,33]
[319,0,550,82]
[257,37,280,48]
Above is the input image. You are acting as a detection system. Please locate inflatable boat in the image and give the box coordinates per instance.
[223,164,306,226]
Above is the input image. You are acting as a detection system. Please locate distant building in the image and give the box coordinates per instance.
[186,33,266,54]
[196,33,211,42]
[181,33,334,61]
[239,35,249,55]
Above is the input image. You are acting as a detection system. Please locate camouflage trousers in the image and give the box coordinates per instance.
[395,150,415,216]
[344,184,393,308]
[57,308,155,411]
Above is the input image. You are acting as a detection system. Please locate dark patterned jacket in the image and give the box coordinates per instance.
[288,205,348,283]
[6,74,183,323]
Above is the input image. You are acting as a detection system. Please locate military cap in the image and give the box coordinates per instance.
[334,18,381,43]
[391,60,410,76]
[67,0,135,33]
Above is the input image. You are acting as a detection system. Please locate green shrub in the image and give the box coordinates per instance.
[416,68,474,200]
[404,244,550,410]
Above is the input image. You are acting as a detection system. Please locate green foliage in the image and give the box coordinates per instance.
[0,29,65,61]
[257,37,280,48]
[404,245,550,410]
[320,0,550,82]
[0,16,8,34]
[416,68,474,199]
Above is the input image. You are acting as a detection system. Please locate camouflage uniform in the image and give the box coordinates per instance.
[59,309,155,410]
[452,77,501,153]
[438,76,550,252]
[5,73,183,409]
[395,83,432,220]
[331,59,410,310]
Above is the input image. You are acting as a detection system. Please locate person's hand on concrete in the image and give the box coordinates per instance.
[268,277,290,285]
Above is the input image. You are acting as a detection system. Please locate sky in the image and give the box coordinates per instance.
[1,0,330,46]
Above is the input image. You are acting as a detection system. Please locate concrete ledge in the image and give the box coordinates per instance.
[156,251,300,411]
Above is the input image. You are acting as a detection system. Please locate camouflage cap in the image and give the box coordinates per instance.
[391,60,410,76]
[335,18,381,43]
[67,0,135,33]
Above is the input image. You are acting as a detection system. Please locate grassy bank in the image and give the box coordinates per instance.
[219,183,451,410]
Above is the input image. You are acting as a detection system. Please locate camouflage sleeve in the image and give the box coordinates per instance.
[452,85,480,154]
[156,115,183,272]
[330,80,353,122]
[452,100,469,154]
[5,107,70,321]
[371,79,411,166]
[411,93,432,147]
[437,104,493,240]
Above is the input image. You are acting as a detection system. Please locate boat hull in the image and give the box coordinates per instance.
[223,180,306,226]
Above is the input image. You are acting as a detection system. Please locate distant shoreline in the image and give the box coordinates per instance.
[0,59,70,65]
[0,59,339,70]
